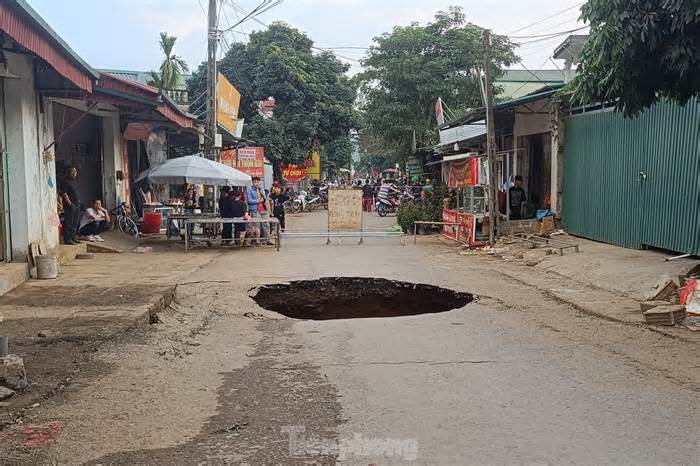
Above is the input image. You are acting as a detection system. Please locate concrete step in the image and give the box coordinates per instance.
[56,242,87,265]
[0,263,29,296]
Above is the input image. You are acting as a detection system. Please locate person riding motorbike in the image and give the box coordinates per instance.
[377,179,401,207]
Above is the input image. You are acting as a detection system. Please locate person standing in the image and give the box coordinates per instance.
[246,177,273,246]
[60,166,82,245]
[362,180,374,212]
[269,182,288,232]
[230,188,248,246]
[508,175,527,220]
[422,178,434,199]
[218,186,234,245]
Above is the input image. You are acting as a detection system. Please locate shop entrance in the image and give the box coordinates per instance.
[53,103,103,208]
[526,133,551,211]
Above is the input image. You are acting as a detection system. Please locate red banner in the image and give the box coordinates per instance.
[282,164,307,182]
[442,209,475,244]
[220,148,236,168]
[236,147,265,178]
[447,158,480,188]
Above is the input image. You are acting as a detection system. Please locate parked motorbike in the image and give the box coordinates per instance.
[290,191,307,214]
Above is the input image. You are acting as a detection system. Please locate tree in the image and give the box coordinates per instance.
[357,7,517,163]
[187,23,358,167]
[148,32,189,91]
[571,1,700,116]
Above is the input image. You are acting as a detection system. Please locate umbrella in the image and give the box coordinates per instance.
[135,154,252,186]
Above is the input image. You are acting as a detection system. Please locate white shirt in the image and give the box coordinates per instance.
[79,208,105,229]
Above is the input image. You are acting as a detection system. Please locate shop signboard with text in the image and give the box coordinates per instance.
[236,147,265,178]
[442,209,475,245]
[220,148,236,168]
[282,164,307,182]
[216,73,241,134]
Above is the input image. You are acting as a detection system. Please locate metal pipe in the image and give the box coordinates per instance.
[665,253,691,262]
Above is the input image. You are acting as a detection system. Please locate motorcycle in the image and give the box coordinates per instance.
[318,185,329,209]
[376,197,400,217]
[291,190,323,213]
[290,191,307,214]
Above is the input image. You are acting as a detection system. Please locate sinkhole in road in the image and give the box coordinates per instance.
[250,277,473,320]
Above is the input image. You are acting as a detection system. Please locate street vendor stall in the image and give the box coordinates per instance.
[136,154,254,249]
[440,153,489,247]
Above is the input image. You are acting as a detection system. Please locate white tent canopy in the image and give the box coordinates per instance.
[136,154,252,187]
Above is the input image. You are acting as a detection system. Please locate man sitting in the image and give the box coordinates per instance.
[79,199,110,242]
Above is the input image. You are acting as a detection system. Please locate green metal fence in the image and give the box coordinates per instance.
[562,99,700,255]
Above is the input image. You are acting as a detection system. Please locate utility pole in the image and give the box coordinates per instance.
[205,0,219,161]
[482,29,498,246]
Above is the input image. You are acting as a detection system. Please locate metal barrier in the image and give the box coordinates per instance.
[282,230,405,245]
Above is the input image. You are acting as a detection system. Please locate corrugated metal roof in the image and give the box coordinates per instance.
[497,69,566,83]
[440,87,564,130]
[439,123,486,146]
[2,0,99,91]
[99,68,191,90]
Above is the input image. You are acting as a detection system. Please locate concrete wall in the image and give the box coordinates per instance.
[102,114,123,210]
[4,52,58,261]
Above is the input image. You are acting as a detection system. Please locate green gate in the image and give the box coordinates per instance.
[562,99,700,255]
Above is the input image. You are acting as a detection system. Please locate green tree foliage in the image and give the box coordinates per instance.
[148,32,189,91]
[188,23,358,166]
[571,0,700,116]
[357,7,517,163]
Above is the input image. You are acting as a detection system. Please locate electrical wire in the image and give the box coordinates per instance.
[507,2,585,35]
[510,25,589,40]
[218,0,283,35]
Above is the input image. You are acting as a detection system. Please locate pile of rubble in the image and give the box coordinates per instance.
[0,353,28,401]
[0,326,28,401]
[641,274,700,330]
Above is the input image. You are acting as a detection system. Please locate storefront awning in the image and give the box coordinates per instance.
[426,152,482,166]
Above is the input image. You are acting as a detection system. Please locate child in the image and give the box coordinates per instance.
[230,188,248,247]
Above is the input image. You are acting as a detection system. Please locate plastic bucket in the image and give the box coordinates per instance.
[35,255,59,279]
[142,212,162,234]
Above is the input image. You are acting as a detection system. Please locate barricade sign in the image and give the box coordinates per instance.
[328,189,363,232]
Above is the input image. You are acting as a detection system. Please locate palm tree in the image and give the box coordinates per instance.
[147,32,189,92]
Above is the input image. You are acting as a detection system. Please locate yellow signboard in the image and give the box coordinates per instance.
[328,189,363,231]
[307,146,321,181]
[216,72,241,133]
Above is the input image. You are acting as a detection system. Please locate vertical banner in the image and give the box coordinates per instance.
[307,138,321,180]
[220,148,236,168]
[328,189,363,231]
[446,156,482,188]
[216,73,241,134]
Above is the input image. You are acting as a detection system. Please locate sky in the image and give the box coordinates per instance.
[28,0,587,75]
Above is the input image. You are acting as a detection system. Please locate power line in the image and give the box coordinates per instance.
[507,2,585,35]
[516,15,583,39]
[218,0,283,34]
[510,26,589,40]
[514,26,589,46]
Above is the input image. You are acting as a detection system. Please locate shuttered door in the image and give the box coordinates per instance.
[562,99,700,255]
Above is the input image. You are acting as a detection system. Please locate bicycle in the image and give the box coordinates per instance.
[110,202,139,237]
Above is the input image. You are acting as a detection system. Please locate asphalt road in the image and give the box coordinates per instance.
[6,211,699,465]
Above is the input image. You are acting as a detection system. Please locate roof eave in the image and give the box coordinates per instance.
[13,0,99,80]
